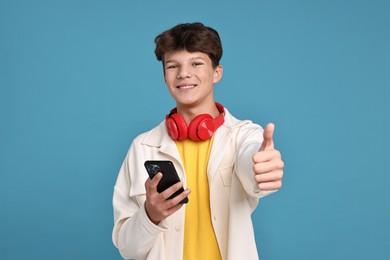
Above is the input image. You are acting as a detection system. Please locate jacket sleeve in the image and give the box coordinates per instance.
[234,122,277,201]
[112,138,168,259]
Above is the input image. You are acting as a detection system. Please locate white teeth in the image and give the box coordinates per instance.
[178,85,195,89]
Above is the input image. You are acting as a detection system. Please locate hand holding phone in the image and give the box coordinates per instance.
[144,160,189,203]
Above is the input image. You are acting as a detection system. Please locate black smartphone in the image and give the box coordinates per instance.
[144,160,188,203]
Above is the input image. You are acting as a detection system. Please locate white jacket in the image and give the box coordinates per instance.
[112,108,275,260]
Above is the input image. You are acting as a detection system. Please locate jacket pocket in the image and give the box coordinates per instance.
[129,178,147,207]
[218,165,233,187]
[134,194,146,207]
[218,165,233,199]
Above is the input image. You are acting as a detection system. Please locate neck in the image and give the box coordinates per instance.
[176,102,220,125]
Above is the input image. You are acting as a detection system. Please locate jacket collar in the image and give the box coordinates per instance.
[141,108,242,146]
[140,108,250,176]
[141,120,181,160]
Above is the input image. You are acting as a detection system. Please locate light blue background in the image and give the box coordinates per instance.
[1,0,389,259]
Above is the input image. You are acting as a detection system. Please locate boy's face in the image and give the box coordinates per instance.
[163,50,223,109]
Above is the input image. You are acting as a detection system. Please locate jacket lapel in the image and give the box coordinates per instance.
[141,121,184,177]
[208,109,252,181]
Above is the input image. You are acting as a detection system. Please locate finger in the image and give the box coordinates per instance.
[258,180,282,190]
[165,203,185,217]
[252,150,281,164]
[166,188,191,206]
[159,181,184,200]
[148,172,163,191]
[254,170,284,183]
[259,123,275,151]
[253,159,284,174]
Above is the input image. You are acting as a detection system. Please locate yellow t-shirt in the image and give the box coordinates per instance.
[176,137,222,260]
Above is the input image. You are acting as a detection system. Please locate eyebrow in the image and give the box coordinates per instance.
[165,56,206,64]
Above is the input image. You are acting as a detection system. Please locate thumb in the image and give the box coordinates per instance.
[259,123,275,151]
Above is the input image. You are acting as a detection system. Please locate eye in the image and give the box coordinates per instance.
[192,62,204,67]
[165,64,177,69]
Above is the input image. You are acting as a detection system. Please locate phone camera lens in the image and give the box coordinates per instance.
[147,164,161,175]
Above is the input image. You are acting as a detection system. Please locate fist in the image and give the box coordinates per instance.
[252,123,284,190]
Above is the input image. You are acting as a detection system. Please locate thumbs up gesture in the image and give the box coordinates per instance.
[252,123,284,190]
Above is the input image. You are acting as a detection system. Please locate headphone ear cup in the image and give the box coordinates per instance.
[169,113,188,141]
[188,114,215,141]
[166,117,179,140]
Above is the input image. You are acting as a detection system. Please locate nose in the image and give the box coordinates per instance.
[176,66,192,79]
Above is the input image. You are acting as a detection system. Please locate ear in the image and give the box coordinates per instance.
[213,65,223,84]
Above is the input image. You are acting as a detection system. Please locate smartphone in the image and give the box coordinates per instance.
[144,160,188,203]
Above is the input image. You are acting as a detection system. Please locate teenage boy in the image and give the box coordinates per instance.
[112,22,284,260]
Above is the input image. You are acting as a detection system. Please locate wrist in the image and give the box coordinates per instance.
[144,201,160,225]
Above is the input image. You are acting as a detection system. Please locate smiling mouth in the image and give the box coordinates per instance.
[176,84,197,89]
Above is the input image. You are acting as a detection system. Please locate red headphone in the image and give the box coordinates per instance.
[165,103,225,141]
